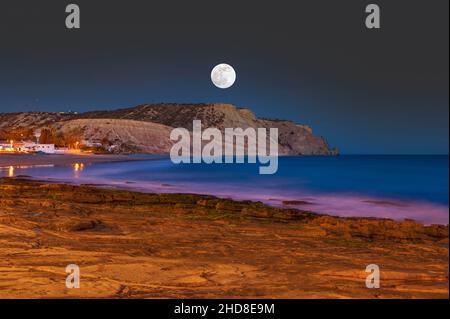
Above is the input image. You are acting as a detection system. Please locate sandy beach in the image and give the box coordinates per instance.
[0,154,156,167]
[0,177,447,298]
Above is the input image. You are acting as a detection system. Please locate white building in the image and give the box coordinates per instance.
[0,141,56,154]
[0,142,13,151]
[32,144,55,154]
[81,139,103,148]
[13,142,56,154]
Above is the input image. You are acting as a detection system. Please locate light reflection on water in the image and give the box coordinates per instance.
[73,163,84,177]
[8,166,13,177]
[0,164,55,178]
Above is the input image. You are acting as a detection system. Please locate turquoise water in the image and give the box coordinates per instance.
[2,155,448,224]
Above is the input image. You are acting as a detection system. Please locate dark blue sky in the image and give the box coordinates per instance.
[0,0,448,154]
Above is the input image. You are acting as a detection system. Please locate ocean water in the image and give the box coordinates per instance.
[1,155,448,224]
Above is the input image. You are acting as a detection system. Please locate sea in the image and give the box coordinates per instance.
[1,155,448,224]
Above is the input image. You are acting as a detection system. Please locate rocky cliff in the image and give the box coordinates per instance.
[53,119,174,154]
[0,103,338,155]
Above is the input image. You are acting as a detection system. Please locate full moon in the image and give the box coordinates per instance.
[211,63,236,89]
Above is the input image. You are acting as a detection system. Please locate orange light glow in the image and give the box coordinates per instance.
[73,163,84,173]
[8,166,14,177]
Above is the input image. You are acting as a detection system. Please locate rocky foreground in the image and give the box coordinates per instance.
[0,178,447,298]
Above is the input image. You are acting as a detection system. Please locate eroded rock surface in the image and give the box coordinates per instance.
[0,178,447,298]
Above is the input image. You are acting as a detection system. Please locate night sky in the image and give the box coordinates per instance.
[0,0,448,154]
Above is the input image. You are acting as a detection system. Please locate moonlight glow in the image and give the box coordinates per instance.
[211,63,236,89]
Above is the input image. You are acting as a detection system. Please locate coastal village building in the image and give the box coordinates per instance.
[0,141,56,154]
[0,141,13,152]
[81,139,103,148]
[31,144,56,154]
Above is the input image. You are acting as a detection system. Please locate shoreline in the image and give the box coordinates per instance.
[7,174,449,226]
[41,179,450,226]
[7,176,450,226]
[11,174,450,226]
[0,153,163,167]
[1,154,448,225]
